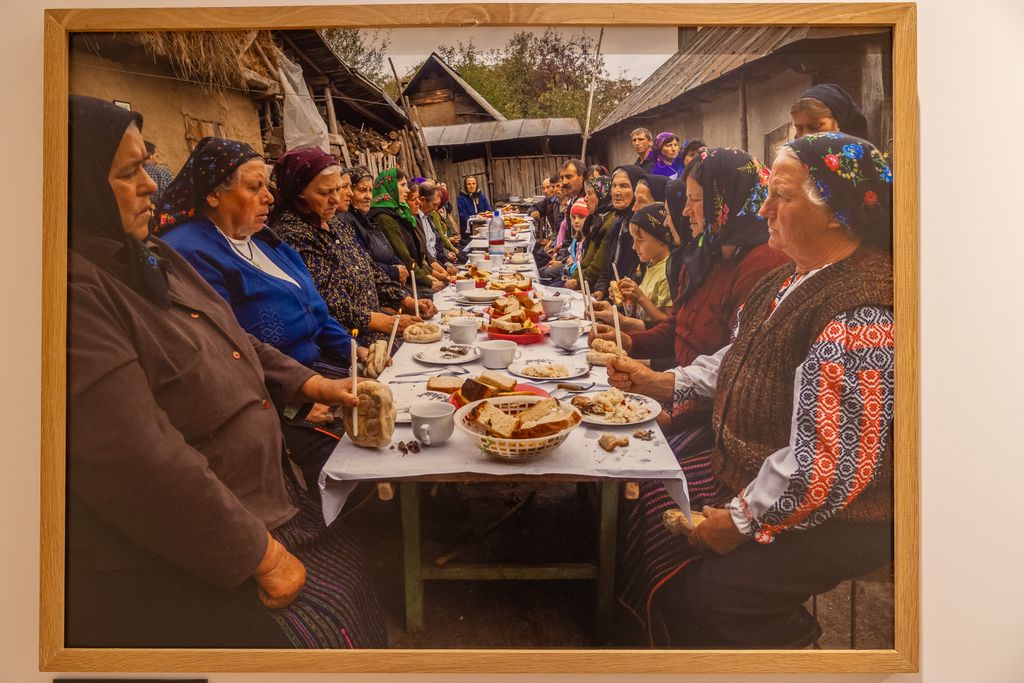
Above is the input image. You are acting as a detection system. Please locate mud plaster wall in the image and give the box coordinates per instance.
[69,48,265,173]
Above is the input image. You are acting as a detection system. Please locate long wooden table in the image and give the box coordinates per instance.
[319,216,689,638]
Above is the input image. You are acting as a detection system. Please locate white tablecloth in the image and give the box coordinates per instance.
[318,234,690,524]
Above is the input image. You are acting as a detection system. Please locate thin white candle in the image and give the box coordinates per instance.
[612,261,621,283]
[386,315,400,358]
[611,305,623,357]
[582,278,596,324]
[350,337,359,437]
[410,272,420,318]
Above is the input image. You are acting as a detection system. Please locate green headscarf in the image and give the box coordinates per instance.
[371,168,416,227]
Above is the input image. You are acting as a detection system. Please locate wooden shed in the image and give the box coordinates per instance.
[588,26,892,169]
[402,52,506,127]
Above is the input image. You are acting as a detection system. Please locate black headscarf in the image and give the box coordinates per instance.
[69,95,171,308]
[608,164,646,281]
[630,202,672,245]
[639,174,669,203]
[680,147,771,302]
[784,132,893,251]
[610,164,645,216]
[799,83,870,141]
[663,177,689,299]
[154,136,262,233]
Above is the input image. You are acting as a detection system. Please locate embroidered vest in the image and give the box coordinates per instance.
[711,246,895,522]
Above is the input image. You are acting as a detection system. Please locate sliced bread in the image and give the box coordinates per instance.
[514,397,559,424]
[467,401,518,438]
[426,376,465,394]
[461,377,498,402]
[477,371,518,393]
[515,408,580,439]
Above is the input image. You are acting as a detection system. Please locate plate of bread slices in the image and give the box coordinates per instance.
[456,395,583,461]
[441,371,549,409]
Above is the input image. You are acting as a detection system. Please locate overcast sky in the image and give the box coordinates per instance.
[373,27,679,83]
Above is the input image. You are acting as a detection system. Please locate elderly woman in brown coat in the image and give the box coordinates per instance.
[66,95,387,648]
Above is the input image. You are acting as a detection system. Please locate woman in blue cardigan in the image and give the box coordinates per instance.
[156,137,364,373]
[155,137,366,484]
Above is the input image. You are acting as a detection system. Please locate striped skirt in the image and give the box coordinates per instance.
[616,424,733,645]
[267,478,389,648]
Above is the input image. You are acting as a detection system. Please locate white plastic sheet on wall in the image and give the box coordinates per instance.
[278,52,329,152]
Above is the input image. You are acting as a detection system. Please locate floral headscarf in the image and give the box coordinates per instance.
[784,132,892,248]
[154,137,262,233]
[270,147,340,226]
[630,202,672,245]
[585,174,613,214]
[680,147,771,302]
[370,167,416,227]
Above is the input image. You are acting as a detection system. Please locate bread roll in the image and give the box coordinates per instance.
[587,350,618,367]
[609,280,624,306]
[662,509,708,536]
[341,380,395,448]
[402,322,443,343]
[363,340,388,379]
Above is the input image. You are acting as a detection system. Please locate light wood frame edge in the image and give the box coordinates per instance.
[40,2,919,674]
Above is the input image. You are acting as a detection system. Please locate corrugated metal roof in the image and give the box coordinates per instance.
[423,118,582,147]
[404,52,506,122]
[593,26,887,134]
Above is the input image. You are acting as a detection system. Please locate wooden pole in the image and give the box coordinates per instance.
[411,105,438,179]
[739,71,749,154]
[323,87,338,135]
[580,27,605,163]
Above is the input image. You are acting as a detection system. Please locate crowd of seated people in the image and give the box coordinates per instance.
[66,81,893,650]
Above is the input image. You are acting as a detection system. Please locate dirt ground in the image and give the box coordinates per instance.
[342,481,894,650]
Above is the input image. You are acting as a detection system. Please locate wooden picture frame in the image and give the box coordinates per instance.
[41,2,919,674]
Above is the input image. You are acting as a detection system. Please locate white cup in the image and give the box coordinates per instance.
[470,253,487,266]
[410,402,455,447]
[448,317,480,343]
[454,278,476,293]
[548,319,581,349]
[478,340,521,369]
[540,296,571,320]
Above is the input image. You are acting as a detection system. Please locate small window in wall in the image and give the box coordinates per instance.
[183,114,225,150]
[764,122,792,166]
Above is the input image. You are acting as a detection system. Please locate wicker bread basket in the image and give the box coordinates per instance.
[454,395,582,462]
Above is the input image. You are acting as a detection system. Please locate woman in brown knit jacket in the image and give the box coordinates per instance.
[609,132,895,648]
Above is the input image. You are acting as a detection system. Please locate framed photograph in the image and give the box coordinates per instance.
[41,2,919,674]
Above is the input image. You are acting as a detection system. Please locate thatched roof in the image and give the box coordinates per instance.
[132,30,281,92]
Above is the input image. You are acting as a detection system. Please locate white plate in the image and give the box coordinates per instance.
[502,263,534,272]
[413,345,480,365]
[506,359,590,381]
[455,289,504,303]
[570,391,661,426]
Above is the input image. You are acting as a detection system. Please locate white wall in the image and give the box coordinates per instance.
[3,0,1024,681]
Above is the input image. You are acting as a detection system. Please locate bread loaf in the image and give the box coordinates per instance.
[402,322,443,343]
[341,380,395,448]
[363,340,388,379]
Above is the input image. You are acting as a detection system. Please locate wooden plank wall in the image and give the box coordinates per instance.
[442,154,570,201]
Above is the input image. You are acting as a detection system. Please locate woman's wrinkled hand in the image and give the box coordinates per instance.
[305,402,335,424]
[607,357,673,402]
[395,264,409,284]
[689,506,749,556]
[254,533,306,609]
[416,299,438,319]
[395,313,423,333]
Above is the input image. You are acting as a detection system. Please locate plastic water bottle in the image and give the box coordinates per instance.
[487,208,505,263]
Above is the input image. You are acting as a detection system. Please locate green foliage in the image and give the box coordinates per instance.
[435,29,637,128]
[322,28,392,87]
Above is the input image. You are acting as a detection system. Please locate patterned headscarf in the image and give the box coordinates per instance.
[648,132,684,178]
[680,147,771,302]
[69,95,171,308]
[270,146,340,226]
[370,167,416,227]
[585,174,613,214]
[784,132,892,248]
[154,136,261,233]
[630,202,672,245]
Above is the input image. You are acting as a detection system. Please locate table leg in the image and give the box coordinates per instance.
[400,481,424,633]
[596,479,619,641]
